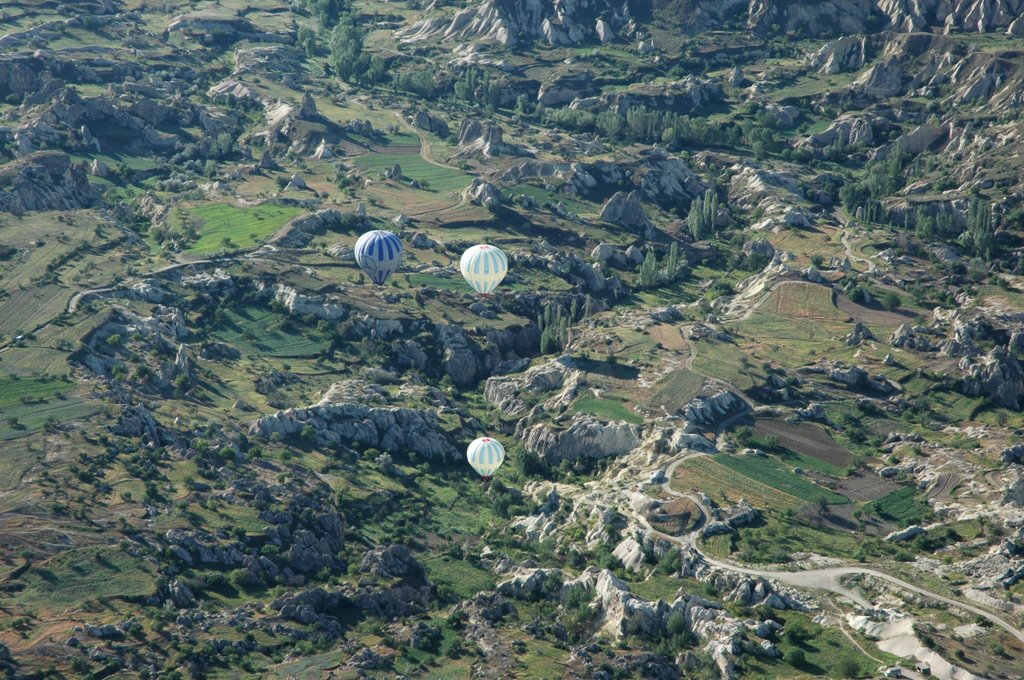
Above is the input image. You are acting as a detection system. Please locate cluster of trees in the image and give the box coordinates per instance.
[960,197,996,261]
[295,0,346,57]
[636,241,686,289]
[393,67,440,98]
[687,189,720,241]
[329,17,387,84]
[454,67,508,108]
[538,298,590,354]
[545,105,743,150]
[839,153,908,217]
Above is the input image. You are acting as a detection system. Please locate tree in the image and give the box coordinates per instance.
[667,610,687,637]
[688,196,706,241]
[961,197,996,261]
[329,16,368,83]
[638,250,659,288]
[787,649,806,668]
[596,110,625,139]
[297,26,317,57]
[688,190,718,241]
[880,290,901,311]
[658,548,682,575]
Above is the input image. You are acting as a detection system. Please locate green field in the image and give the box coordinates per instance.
[212,305,327,358]
[647,368,703,415]
[16,546,158,610]
[675,456,803,509]
[0,439,47,490]
[864,487,932,526]
[571,396,643,424]
[717,455,850,504]
[188,203,304,254]
[0,376,100,441]
[421,554,496,600]
[351,153,471,193]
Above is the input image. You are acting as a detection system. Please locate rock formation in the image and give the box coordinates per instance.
[0,151,99,213]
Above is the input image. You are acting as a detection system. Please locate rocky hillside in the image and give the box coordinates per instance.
[2,0,1024,679]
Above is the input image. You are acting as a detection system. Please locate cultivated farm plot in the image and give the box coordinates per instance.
[571,395,643,424]
[0,376,100,442]
[351,153,471,194]
[864,486,933,526]
[0,284,72,338]
[749,418,853,470]
[716,455,850,504]
[673,456,803,509]
[646,368,703,415]
[14,546,158,611]
[211,305,326,358]
[0,439,46,491]
[826,470,900,503]
[759,282,846,320]
[834,293,915,330]
[187,202,304,254]
[689,338,763,392]
[647,323,689,351]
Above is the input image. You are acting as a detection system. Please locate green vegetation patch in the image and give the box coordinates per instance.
[717,455,850,504]
[421,555,495,600]
[864,487,932,526]
[212,305,327,358]
[188,203,304,254]
[571,396,643,424]
[17,546,158,610]
[351,154,470,193]
[0,376,99,441]
[674,456,802,509]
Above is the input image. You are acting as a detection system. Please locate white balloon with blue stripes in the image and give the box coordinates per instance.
[460,244,508,295]
[354,230,404,285]
[466,437,505,478]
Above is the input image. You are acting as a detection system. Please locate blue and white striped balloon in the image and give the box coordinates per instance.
[460,244,508,295]
[354,230,404,286]
[467,437,505,478]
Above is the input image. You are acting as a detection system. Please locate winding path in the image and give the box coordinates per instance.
[635,454,1024,644]
[837,209,878,274]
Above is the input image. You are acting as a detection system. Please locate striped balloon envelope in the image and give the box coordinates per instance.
[354,230,404,285]
[459,244,508,295]
[466,437,505,479]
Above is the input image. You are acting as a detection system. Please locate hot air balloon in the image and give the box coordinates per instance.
[460,244,508,296]
[467,437,505,479]
[354,230,403,286]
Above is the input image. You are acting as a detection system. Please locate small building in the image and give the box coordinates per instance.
[915,661,931,676]
[882,667,903,678]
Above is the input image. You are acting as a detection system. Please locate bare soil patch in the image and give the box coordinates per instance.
[835,293,917,326]
[648,324,688,352]
[817,470,900,502]
[751,418,853,468]
[647,498,700,536]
